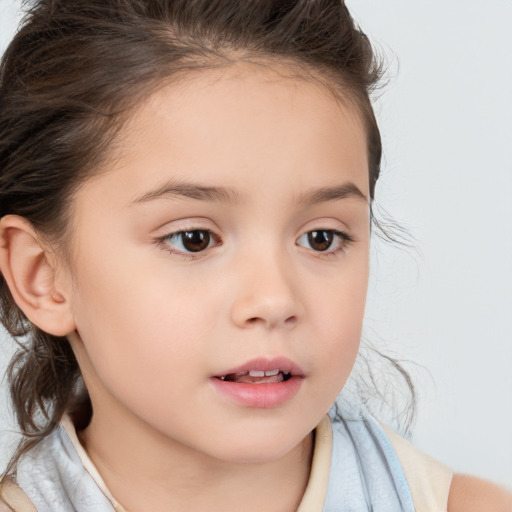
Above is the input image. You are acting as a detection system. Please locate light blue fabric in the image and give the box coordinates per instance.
[324,404,415,511]
[16,424,115,512]
[15,406,415,511]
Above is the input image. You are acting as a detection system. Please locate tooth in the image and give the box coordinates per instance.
[249,370,265,377]
[265,369,280,376]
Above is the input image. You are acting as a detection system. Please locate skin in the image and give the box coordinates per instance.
[63,63,370,511]
[448,475,512,512]
[0,62,510,510]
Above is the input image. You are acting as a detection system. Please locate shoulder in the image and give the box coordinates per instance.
[448,474,512,512]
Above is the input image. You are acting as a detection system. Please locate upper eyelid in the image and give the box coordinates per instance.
[156,224,352,239]
[296,229,354,246]
[154,218,218,235]
[160,227,220,242]
[153,210,355,237]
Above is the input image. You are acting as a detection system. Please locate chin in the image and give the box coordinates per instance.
[203,428,312,465]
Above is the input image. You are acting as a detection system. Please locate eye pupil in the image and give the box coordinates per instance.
[182,230,210,252]
[308,230,333,251]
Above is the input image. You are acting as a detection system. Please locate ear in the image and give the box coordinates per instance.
[0,215,76,336]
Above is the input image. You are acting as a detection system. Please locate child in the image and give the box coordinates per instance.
[0,1,510,511]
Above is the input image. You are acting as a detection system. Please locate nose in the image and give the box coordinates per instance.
[230,250,303,330]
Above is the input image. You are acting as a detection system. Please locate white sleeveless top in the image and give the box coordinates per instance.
[2,406,453,511]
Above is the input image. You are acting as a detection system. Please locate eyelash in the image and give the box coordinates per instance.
[155,229,221,260]
[297,229,354,257]
[154,228,354,260]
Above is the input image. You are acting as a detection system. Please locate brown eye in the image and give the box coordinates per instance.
[162,229,215,254]
[181,230,211,252]
[296,229,352,254]
[307,230,333,251]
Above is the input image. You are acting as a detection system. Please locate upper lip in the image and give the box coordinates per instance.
[213,357,305,378]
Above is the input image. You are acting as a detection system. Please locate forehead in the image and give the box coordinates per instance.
[78,62,369,208]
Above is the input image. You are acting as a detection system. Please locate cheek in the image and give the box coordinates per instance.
[70,240,237,380]
[70,284,209,426]
[306,256,368,391]
[315,301,363,378]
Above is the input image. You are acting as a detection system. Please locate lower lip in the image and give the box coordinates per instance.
[209,376,303,409]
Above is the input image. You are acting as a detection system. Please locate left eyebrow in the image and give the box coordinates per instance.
[297,182,369,205]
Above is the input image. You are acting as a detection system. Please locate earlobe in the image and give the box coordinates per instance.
[0,215,76,337]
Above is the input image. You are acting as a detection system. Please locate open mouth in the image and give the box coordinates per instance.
[217,369,293,384]
[210,358,303,407]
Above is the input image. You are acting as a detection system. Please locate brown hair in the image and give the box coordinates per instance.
[0,0,384,476]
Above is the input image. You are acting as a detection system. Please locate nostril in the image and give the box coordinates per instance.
[244,315,297,328]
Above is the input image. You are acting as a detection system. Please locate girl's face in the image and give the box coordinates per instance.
[65,63,370,463]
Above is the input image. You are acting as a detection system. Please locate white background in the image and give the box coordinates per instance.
[1,0,511,489]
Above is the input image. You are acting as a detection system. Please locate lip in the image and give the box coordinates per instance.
[210,357,304,409]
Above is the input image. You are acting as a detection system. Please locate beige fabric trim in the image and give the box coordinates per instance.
[297,415,333,512]
[0,476,36,512]
[61,415,128,512]
[381,423,453,512]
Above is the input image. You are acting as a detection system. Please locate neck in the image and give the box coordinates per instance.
[78,405,314,512]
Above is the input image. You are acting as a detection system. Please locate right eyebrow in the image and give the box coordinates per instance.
[130,180,242,205]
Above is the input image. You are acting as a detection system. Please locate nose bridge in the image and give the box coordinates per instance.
[230,237,302,329]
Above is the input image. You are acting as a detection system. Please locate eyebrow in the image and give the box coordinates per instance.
[131,180,241,205]
[130,179,368,206]
[297,182,368,205]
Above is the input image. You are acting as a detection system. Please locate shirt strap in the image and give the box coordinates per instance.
[297,415,333,512]
[380,423,453,512]
[61,415,128,512]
